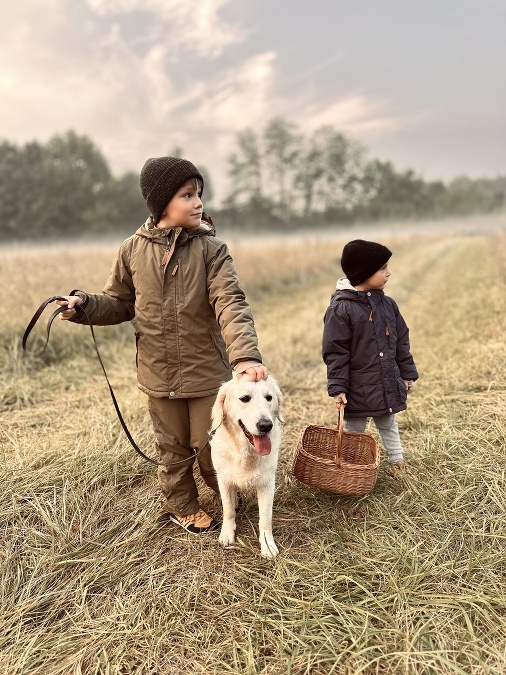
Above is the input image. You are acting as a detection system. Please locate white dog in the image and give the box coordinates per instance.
[210,375,283,558]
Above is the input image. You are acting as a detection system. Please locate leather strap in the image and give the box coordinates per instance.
[22,295,217,467]
[22,295,70,353]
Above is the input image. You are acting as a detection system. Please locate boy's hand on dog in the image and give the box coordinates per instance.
[56,296,83,320]
[237,364,269,382]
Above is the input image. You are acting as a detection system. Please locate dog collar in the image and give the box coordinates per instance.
[238,419,254,445]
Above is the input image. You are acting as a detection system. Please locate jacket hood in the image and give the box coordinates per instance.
[336,277,356,291]
[331,276,384,304]
[332,276,360,303]
[134,217,216,243]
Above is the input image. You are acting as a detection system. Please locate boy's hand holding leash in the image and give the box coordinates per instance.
[56,296,83,320]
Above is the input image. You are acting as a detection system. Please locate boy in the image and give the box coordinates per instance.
[322,239,418,473]
[58,156,267,532]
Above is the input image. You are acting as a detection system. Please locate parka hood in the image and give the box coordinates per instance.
[331,276,384,305]
[336,277,356,291]
[134,217,216,243]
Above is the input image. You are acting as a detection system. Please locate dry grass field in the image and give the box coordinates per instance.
[1,217,506,674]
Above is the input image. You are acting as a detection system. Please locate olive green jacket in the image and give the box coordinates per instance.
[71,220,262,398]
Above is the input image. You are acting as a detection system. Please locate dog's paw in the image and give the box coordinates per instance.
[259,531,279,558]
[219,525,236,547]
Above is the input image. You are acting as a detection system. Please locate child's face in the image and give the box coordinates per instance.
[157,179,203,230]
[356,263,391,291]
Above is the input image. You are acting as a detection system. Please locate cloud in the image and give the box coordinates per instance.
[188,52,278,132]
[84,0,245,57]
[0,0,254,177]
[303,94,427,138]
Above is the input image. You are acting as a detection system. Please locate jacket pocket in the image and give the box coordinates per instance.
[209,330,229,368]
[134,332,141,369]
[349,371,385,412]
[397,376,408,403]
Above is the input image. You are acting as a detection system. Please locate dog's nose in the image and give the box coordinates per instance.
[256,418,273,434]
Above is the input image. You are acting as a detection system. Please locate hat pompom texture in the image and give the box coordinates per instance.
[341,239,392,286]
[140,156,204,224]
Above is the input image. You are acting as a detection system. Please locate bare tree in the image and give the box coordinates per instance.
[294,140,325,218]
[226,128,263,205]
[263,117,300,219]
[312,127,369,213]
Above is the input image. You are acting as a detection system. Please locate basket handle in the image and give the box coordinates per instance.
[335,403,345,463]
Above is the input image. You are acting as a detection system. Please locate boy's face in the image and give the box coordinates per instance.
[156,179,203,230]
[355,263,391,291]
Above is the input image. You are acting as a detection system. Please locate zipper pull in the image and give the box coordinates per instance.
[171,264,179,276]
[161,230,175,266]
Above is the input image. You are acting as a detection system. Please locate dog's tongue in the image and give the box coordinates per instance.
[253,435,272,456]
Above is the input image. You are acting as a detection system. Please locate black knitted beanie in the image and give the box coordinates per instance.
[340,239,392,286]
[139,156,204,224]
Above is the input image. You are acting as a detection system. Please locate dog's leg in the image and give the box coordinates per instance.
[257,479,279,558]
[217,478,237,547]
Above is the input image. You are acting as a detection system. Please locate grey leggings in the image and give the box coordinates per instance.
[344,414,403,464]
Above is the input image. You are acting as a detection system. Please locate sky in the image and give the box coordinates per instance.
[1,0,505,202]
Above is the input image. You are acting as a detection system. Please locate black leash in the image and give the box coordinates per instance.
[22,295,217,467]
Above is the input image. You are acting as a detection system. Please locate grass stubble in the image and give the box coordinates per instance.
[1,220,506,674]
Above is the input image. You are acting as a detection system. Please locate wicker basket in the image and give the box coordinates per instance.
[292,406,380,495]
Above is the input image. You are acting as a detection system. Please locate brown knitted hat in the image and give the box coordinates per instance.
[139,156,204,224]
[341,239,392,286]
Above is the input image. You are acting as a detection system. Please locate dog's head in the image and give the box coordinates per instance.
[211,375,283,456]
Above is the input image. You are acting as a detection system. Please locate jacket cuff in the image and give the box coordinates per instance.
[233,360,262,374]
[328,381,348,397]
[68,290,89,323]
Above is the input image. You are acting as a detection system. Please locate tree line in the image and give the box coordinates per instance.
[221,118,506,228]
[0,124,504,240]
[0,131,147,240]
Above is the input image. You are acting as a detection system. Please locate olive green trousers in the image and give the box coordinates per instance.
[148,394,219,517]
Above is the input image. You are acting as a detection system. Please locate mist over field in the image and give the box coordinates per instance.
[1,126,505,244]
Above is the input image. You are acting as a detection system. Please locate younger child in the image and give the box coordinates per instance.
[58,156,267,532]
[322,239,418,473]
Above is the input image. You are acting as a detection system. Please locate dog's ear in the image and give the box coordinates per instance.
[269,377,284,424]
[211,379,231,428]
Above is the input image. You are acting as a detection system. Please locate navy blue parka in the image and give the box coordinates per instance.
[322,278,418,418]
